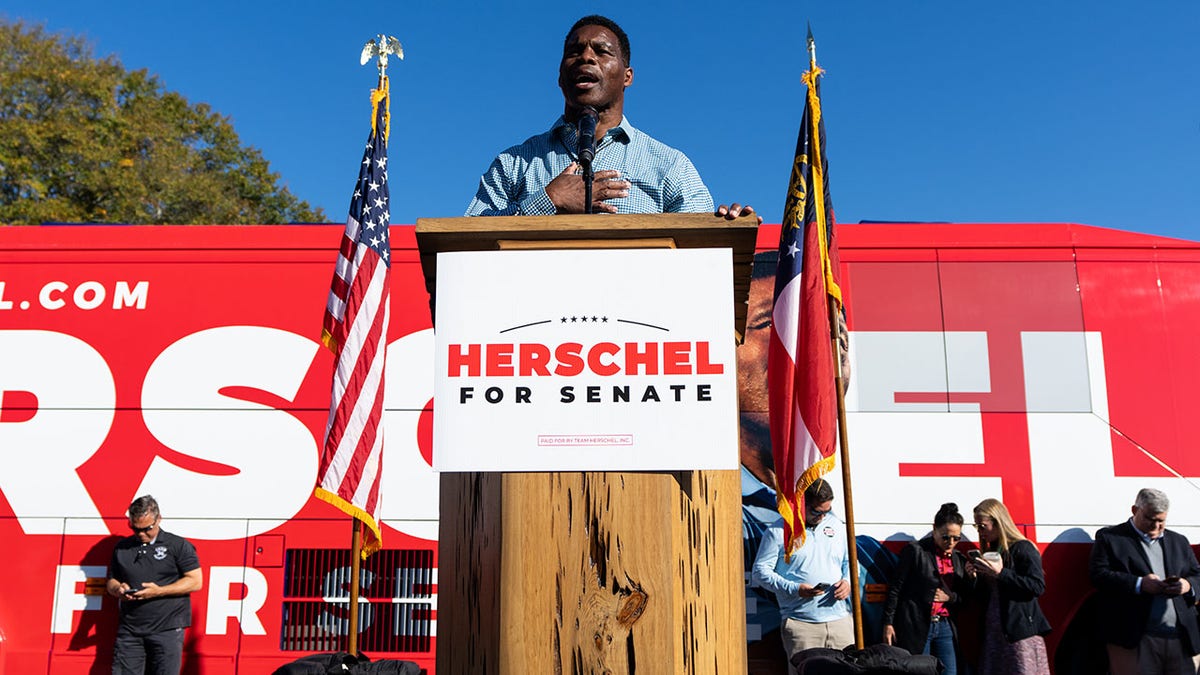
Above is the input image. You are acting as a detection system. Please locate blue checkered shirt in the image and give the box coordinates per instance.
[465,116,714,216]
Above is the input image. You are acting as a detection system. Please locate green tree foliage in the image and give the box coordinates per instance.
[0,20,325,224]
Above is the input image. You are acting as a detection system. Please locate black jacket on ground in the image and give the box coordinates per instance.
[270,652,421,675]
[793,644,941,674]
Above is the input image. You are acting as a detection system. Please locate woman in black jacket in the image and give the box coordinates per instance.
[883,503,971,675]
[969,498,1052,675]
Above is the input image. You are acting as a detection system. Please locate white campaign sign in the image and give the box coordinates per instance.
[433,248,738,472]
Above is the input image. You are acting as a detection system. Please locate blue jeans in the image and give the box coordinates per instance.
[922,618,956,675]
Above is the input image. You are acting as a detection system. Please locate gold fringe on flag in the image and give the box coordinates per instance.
[801,66,841,307]
[371,76,390,142]
[779,453,838,556]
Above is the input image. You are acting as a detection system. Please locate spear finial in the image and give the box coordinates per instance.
[806,23,817,69]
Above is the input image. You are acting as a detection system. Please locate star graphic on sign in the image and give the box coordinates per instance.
[570,316,578,322]
[601,316,608,323]
[561,317,568,323]
[591,316,598,322]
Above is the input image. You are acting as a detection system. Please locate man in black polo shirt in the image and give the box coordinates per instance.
[106,495,202,675]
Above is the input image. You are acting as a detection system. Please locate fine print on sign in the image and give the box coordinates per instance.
[433,248,739,472]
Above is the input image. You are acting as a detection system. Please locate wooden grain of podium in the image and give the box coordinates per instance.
[416,213,757,674]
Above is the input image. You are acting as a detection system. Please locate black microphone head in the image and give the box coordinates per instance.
[577,107,599,165]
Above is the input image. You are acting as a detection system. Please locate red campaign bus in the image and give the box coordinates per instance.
[2,222,1199,673]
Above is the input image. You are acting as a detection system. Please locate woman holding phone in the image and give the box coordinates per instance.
[883,503,971,675]
[969,498,1052,674]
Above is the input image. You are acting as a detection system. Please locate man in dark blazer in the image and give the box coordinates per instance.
[1090,488,1200,675]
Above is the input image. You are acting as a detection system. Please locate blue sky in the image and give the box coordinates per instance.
[4,2,1199,240]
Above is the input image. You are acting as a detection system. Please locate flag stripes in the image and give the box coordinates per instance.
[316,80,393,558]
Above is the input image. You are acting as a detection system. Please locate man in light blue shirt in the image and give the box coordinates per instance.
[465,115,713,217]
[753,478,853,672]
[466,15,757,222]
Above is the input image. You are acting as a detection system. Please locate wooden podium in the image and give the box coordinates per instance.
[415,213,757,674]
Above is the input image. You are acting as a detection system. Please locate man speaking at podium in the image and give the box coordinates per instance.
[465,14,757,222]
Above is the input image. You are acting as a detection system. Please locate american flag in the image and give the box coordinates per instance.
[768,61,843,559]
[315,82,392,557]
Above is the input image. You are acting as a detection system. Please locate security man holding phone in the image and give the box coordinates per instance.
[1090,488,1200,675]
[752,479,853,673]
[106,495,202,675]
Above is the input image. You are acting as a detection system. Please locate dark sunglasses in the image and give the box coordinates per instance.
[130,522,157,534]
[939,534,962,542]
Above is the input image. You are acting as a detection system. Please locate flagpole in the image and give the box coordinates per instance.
[807,23,864,649]
[322,33,401,658]
[347,518,363,655]
[830,300,863,648]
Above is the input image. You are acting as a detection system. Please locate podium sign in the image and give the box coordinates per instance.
[433,247,738,472]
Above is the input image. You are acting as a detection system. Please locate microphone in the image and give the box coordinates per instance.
[576,107,599,165]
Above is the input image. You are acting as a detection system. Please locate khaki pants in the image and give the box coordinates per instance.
[1107,637,1200,675]
[781,615,854,675]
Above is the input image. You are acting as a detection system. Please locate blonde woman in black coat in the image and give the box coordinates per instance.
[969,498,1052,675]
[883,503,971,675]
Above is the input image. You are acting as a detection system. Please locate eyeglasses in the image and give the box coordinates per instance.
[939,535,962,542]
[129,522,157,534]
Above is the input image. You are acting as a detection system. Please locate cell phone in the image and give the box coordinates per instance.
[967,550,982,560]
[124,586,141,595]
[812,583,830,592]
[1166,576,1181,584]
